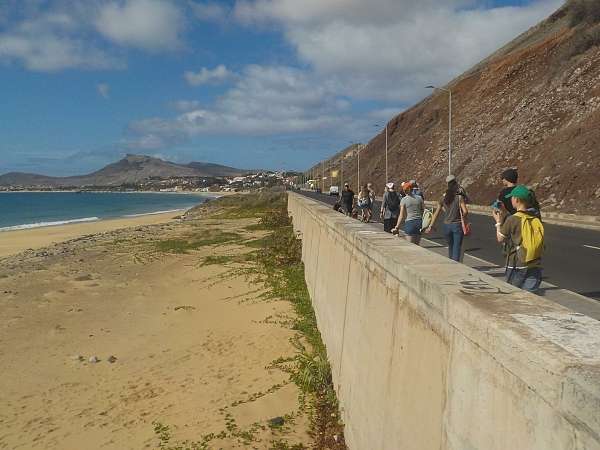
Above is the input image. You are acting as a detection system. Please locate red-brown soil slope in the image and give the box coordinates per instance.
[313,1,600,214]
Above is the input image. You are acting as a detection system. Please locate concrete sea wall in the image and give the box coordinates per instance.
[287,192,600,450]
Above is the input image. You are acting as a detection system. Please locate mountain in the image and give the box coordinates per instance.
[0,154,247,187]
[311,0,600,214]
[185,161,245,177]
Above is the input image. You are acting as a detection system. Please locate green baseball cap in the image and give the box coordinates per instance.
[505,185,530,200]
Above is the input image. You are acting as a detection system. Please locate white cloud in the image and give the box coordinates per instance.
[97,83,110,99]
[127,64,356,149]
[0,0,188,71]
[190,1,229,22]
[121,0,564,152]
[184,65,233,86]
[233,0,456,26]
[0,12,120,71]
[233,0,563,101]
[95,0,184,51]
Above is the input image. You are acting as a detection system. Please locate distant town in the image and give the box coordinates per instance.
[0,171,301,193]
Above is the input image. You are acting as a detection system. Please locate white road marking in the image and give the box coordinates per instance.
[583,244,600,251]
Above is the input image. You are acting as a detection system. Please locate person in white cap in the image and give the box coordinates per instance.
[380,182,401,233]
[446,174,470,202]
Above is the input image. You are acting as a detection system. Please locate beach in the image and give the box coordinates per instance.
[0,211,183,258]
[0,196,315,449]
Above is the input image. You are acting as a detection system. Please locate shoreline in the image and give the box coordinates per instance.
[0,191,221,233]
[0,210,183,258]
[0,207,192,233]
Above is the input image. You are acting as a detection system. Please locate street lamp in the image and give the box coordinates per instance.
[426,85,452,175]
[321,161,325,193]
[374,123,388,183]
[349,141,362,188]
[358,144,361,189]
[341,156,344,191]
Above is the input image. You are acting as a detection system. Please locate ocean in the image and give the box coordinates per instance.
[0,192,213,231]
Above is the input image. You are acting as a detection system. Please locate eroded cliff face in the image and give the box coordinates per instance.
[317,1,600,213]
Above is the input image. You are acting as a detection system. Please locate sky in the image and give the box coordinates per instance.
[0,0,563,175]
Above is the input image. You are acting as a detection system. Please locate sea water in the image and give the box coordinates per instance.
[0,192,213,231]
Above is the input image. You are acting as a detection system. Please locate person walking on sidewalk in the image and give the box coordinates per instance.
[493,185,544,292]
[380,182,401,233]
[357,185,371,222]
[341,183,355,216]
[392,181,425,245]
[424,175,469,261]
[366,182,376,222]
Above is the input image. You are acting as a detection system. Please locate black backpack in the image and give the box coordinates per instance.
[387,191,400,211]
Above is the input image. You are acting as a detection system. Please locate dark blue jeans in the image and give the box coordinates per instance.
[506,267,542,292]
[443,222,464,261]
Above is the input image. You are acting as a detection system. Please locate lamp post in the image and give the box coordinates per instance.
[374,123,388,183]
[426,85,452,175]
[358,144,360,189]
[350,141,362,188]
[340,156,343,189]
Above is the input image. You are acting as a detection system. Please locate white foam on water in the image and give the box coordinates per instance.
[0,217,100,232]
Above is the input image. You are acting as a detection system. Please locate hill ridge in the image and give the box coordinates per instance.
[0,154,247,187]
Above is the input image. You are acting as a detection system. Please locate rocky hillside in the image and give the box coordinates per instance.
[0,154,246,187]
[312,0,600,214]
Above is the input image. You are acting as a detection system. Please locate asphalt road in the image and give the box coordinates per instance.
[298,190,600,301]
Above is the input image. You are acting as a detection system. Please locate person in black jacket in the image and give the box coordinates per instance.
[340,183,355,216]
[380,182,401,233]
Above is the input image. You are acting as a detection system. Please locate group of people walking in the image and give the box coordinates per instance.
[334,167,544,293]
[338,182,377,223]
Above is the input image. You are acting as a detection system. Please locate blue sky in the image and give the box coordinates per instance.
[0,0,562,175]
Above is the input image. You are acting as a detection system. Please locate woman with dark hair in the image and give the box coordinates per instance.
[424,175,469,261]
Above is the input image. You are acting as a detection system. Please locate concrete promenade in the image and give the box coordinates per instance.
[288,192,600,450]
[298,190,600,302]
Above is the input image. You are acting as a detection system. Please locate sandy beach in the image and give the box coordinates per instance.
[0,212,183,258]
[0,201,311,449]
